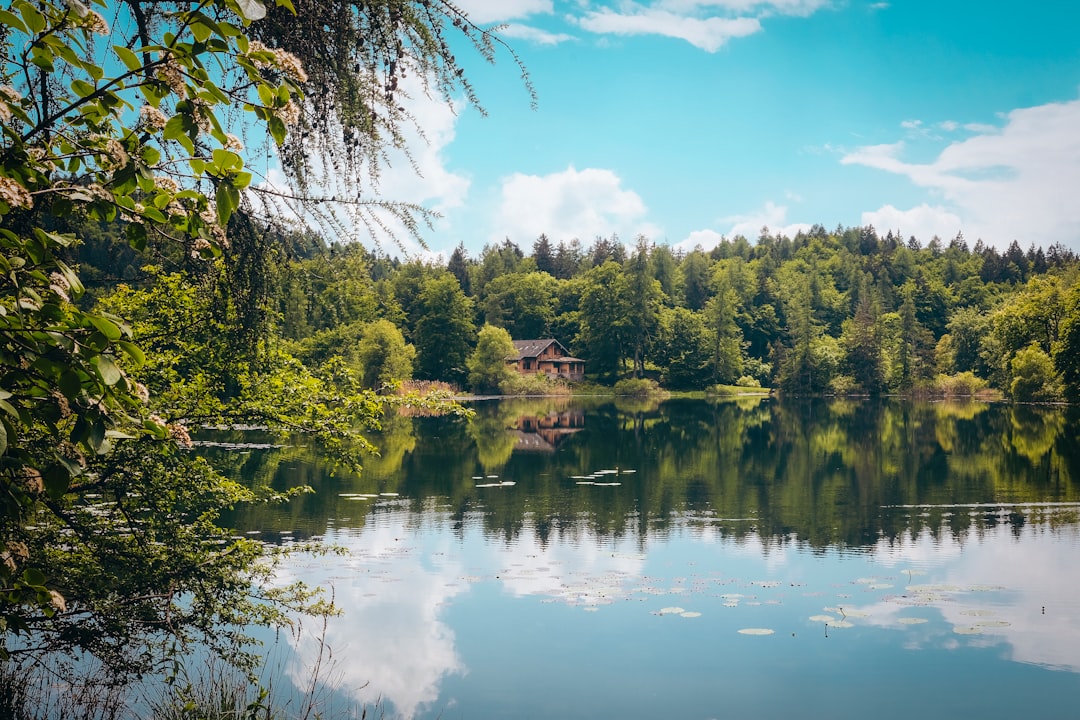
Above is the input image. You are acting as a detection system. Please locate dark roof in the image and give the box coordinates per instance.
[511,339,566,359]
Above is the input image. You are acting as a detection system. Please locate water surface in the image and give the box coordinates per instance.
[216,397,1080,719]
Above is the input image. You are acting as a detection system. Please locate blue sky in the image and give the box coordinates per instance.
[322,1,1080,257]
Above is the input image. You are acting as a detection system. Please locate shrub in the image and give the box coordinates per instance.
[935,372,987,397]
[613,378,662,396]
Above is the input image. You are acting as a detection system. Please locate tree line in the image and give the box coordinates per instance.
[81,222,1079,400]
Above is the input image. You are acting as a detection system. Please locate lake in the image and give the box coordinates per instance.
[212,396,1080,719]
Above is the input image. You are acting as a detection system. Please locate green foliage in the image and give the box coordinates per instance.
[0,0,506,682]
[1010,343,1062,401]
[356,319,414,393]
[467,324,516,394]
[654,307,712,390]
[481,271,558,339]
[612,378,662,397]
[413,275,474,385]
[935,371,988,398]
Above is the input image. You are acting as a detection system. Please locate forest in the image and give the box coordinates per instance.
[74,215,1080,402]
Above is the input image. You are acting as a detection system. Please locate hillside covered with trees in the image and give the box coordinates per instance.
[74,220,1080,402]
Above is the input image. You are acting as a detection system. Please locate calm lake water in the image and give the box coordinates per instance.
[212,396,1080,719]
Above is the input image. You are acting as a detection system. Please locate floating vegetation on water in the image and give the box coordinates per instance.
[656,606,686,616]
[960,609,996,617]
[829,620,854,628]
[975,620,1011,628]
[738,628,775,635]
[476,481,516,488]
[809,615,835,623]
[953,626,983,635]
[868,583,894,590]
[680,611,702,618]
[897,617,929,625]
[379,492,399,497]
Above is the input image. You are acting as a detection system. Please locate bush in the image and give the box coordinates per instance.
[935,372,987,397]
[735,375,761,388]
[828,374,860,396]
[613,378,662,397]
[500,373,571,396]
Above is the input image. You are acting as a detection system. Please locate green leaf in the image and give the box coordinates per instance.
[114,45,141,72]
[118,341,146,366]
[71,79,96,98]
[94,355,123,386]
[216,180,239,226]
[88,315,122,341]
[42,464,70,501]
[0,10,28,35]
[141,145,161,166]
[87,418,106,453]
[268,115,287,146]
[30,45,54,72]
[54,260,85,299]
[127,222,148,251]
[21,568,46,588]
[59,370,82,400]
[0,419,6,456]
[18,2,45,34]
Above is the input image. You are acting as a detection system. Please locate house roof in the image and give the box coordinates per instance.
[511,339,565,359]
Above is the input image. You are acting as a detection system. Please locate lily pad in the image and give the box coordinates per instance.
[738,628,775,635]
[953,626,983,635]
[809,615,835,623]
[657,606,686,615]
[680,611,702,618]
[898,617,929,625]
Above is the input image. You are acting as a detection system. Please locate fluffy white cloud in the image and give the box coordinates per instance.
[675,201,811,250]
[494,166,659,244]
[577,8,761,51]
[843,96,1080,249]
[499,23,574,45]
[860,203,963,245]
[277,523,468,720]
[659,0,829,16]
[453,0,553,24]
[575,0,831,50]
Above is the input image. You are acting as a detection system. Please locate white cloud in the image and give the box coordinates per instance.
[843,95,1080,249]
[276,523,468,720]
[658,0,829,16]
[499,23,574,45]
[577,8,761,51]
[675,228,727,251]
[454,0,553,24]
[494,166,659,244]
[724,201,811,240]
[860,203,963,245]
[674,201,811,251]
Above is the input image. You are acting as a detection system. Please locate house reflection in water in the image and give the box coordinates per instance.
[511,411,585,452]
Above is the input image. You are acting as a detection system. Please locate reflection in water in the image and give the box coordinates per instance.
[218,398,1080,719]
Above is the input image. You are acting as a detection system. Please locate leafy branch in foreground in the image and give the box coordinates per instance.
[0,0,499,682]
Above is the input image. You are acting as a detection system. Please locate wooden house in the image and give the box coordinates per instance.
[510,339,585,381]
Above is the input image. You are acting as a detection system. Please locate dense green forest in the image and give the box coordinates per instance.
[74,219,1080,401]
